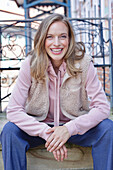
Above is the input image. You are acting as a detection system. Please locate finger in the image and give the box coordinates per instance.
[56,150,60,162]
[53,151,57,161]
[55,141,64,151]
[46,137,59,151]
[60,147,65,162]
[47,138,57,151]
[48,140,60,152]
[46,127,56,134]
[63,145,68,159]
[45,134,55,148]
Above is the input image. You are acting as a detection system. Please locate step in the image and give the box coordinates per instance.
[0,115,93,170]
[27,144,93,170]
[0,113,94,170]
[0,138,93,170]
[0,143,93,170]
[2,112,113,170]
[2,113,113,170]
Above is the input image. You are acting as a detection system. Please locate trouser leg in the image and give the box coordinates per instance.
[68,119,113,170]
[1,122,45,170]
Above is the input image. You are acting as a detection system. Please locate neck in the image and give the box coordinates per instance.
[51,59,63,74]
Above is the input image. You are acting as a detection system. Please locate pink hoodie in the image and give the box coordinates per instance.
[7,57,110,141]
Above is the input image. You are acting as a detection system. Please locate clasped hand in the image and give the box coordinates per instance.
[45,126,70,161]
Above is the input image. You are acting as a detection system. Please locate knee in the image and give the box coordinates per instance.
[98,119,113,132]
[1,121,19,138]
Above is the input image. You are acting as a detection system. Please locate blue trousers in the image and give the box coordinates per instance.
[1,119,113,170]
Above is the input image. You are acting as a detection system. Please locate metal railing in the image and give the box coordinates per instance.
[0,17,112,112]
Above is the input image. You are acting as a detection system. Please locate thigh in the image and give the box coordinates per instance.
[67,119,113,147]
[1,121,45,149]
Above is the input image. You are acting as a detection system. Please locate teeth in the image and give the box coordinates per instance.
[51,49,62,52]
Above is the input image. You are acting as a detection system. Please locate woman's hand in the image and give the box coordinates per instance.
[53,144,67,162]
[45,126,70,152]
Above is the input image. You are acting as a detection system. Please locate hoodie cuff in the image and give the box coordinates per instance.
[64,120,78,136]
[38,125,52,141]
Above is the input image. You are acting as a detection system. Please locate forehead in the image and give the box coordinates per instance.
[47,21,68,34]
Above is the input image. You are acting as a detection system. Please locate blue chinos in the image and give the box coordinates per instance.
[1,119,113,170]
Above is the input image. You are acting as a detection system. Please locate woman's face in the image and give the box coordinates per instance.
[45,21,69,67]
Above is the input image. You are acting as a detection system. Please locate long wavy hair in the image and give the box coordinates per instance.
[29,13,85,81]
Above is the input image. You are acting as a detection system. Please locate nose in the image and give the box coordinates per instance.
[54,36,60,46]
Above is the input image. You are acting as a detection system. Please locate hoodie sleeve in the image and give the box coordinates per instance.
[7,57,51,141]
[64,62,110,136]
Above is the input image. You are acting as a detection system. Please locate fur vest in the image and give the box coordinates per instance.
[25,54,92,121]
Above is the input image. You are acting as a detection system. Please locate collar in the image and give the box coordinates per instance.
[47,60,66,78]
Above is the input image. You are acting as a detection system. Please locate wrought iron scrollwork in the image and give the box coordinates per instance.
[0,18,112,112]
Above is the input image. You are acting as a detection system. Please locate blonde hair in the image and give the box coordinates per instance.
[29,13,85,81]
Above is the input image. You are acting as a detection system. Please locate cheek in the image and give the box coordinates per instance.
[45,40,48,49]
[45,40,52,50]
[63,38,69,46]
[64,40,69,49]
[45,41,49,53]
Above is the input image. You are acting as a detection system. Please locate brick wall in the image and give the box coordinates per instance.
[97,67,110,97]
[97,0,112,100]
[112,2,113,41]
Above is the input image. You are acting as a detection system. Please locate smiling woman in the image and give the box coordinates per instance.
[1,13,113,170]
[45,21,69,73]
[30,13,84,81]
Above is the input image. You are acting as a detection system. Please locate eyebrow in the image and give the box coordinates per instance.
[47,33,68,35]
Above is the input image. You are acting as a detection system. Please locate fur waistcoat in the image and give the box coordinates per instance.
[25,54,92,121]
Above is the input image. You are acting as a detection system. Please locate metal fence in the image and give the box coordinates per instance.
[0,17,113,113]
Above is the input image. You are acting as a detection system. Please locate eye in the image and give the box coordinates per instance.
[46,35,53,39]
[60,35,68,39]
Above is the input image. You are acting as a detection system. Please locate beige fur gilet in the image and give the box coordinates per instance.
[25,54,92,121]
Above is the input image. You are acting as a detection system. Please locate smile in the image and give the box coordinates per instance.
[51,49,63,52]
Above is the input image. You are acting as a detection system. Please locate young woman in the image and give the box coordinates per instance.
[1,13,113,170]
